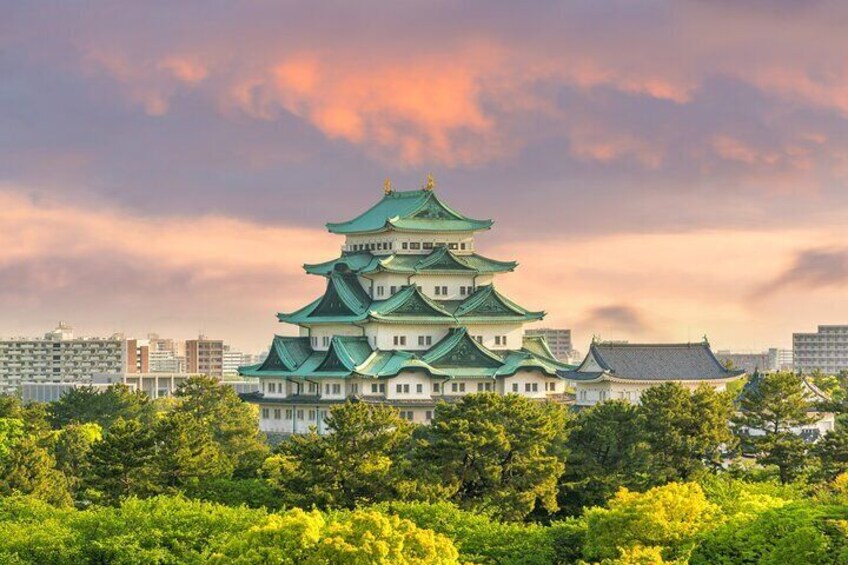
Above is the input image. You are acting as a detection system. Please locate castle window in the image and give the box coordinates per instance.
[433,383,440,393]
[416,383,423,393]
[322,336,330,347]
[448,243,458,250]
[273,409,281,420]
[377,286,385,297]
[285,409,292,419]
[261,408,269,419]
[390,286,397,294]
[333,384,341,394]
[296,410,304,420]
[512,383,519,392]
[423,242,433,250]
[410,242,421,250]
[402,242,409,250]
[425,410,433,420]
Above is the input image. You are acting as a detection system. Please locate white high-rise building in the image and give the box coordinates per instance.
[794,325,848,375]
[0,323,125,394]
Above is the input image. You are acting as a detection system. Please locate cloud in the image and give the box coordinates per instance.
[580,305,652,337]
[758,247,848,295]
[0,187,337,347]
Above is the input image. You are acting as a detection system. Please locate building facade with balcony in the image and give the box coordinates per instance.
[794,325,848,375]
[0,323,125,394]
[240,180,571,434]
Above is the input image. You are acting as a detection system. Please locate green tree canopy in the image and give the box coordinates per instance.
[174,376,268,477]
[735,372,819,483]
[50,385,153,430]
[640,383,736,482]
[413,393,569,521]
[265,401,413,509]
[560,400,650,513]
[85,417,157,505]
[582,482,722,562]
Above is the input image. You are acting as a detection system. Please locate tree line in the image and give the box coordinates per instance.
[2,372,848,563]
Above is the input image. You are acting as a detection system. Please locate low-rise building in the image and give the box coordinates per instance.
[560,340,746,407]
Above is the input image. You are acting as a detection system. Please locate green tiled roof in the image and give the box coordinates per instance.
[453,285,544,320]
[240,328,569,380]
[326,189,493,235]
[278,280,544,326]
[304,247,516,277]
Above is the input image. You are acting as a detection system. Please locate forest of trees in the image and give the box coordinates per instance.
[2,373,848,564]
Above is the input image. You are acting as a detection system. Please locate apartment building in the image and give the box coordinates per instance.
[185,335,224,377]
[0,322,125,394]
[794,325,848,375]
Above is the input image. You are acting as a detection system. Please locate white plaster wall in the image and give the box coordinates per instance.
[364,323,451,351]
[344,232,476,255]
[260,378,288,398]
[306,325,365,350]
[385,371,434,400]
[501,370,556,399]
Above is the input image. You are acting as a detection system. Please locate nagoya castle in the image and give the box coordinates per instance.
[241,176,570,434]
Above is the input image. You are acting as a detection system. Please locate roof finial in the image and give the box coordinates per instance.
[423,172,435,191]
[383,177,393,195]
[702,334,710,345]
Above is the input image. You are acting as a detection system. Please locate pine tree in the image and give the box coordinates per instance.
[86,418,157,504]
[734,372,818,483]
[152,411,232,490]
[174,376,269,477]
[413,393,569,521]
[640,383,735,482]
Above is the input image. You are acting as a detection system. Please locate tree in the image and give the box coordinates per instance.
[734,372,818,483]
[560,400,650,513]
[152,410,232,490]
[174,376,268,477]
[208,508,460,565]
[640,383,735,482]
[690,502,848,565]
[0,417,25,460]
[50,385,153,430]
[265,401,412,509]
[811,426,848,482]
[582,482,722,563]
[0,434,72,507]
[85,417,157,504]
[51,422,102,497]
[413,393,569,521]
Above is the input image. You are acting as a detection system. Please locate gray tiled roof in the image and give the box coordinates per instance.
[559,342,745,382]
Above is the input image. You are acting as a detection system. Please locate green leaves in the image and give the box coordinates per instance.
[413,393,570,521]
[267,401,412,509]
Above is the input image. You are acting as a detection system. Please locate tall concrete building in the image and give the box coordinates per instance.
[126,339,150,373]
[794,325,848,375]
[0,322,125,394]
[524,328,574,362]
[186,335,224,377]
[716,348,793,374]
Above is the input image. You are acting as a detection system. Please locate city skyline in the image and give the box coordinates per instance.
[3,2,848,352]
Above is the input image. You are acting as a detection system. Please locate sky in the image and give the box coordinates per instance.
[2,1,847,353]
